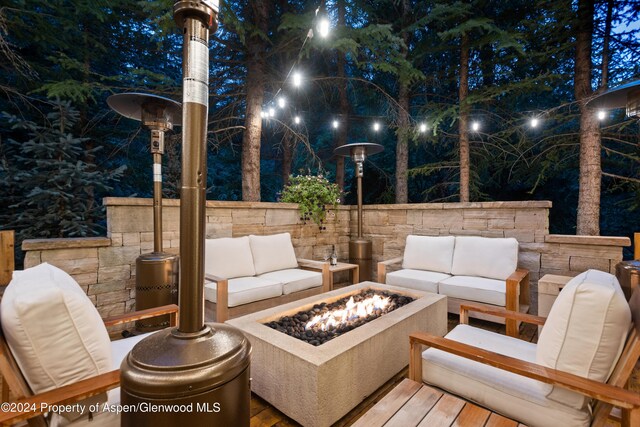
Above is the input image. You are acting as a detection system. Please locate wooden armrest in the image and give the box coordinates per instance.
[103,304,179,327]
[297,259,331,292]
[204,273,225,282]
[0,370,120,424]
[409,332,640,410]
[505,268,531,337]
[460,303,546,326]
[507,268,529,283]
[376,257,403,283]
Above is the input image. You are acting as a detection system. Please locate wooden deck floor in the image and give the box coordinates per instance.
[249,314,540,427]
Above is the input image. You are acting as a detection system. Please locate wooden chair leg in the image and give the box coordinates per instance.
[621,406,640,427]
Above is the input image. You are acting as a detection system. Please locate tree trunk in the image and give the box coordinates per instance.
[335,0,348,193]
[241,0,270,201]
[601,0,614,89]
[575,0,601,235]
[459,33,470,203]
[282,133,293,187]
[395,0,410,204]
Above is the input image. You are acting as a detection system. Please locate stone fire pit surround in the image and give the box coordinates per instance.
[227,282,447,427]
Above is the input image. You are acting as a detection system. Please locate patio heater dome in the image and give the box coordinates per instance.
[334,142,384,281]
[107,92,182,333]
[588,79,640,299]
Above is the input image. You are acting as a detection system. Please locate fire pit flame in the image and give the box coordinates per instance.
[305,294,390,331]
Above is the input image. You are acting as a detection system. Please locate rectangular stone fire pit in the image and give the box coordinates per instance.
[226,282,447,427]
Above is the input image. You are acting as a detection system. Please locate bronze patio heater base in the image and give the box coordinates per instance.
[107,92,181,333]
[120,2,252,426]
[334,142,384,281]
[589,80,640,301]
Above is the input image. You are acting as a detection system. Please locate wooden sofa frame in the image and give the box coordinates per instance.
[378,256,530,337]
[0,304,179,426]
[408,296,640,427]
[205,258,331,323]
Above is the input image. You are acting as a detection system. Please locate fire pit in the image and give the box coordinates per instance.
[265,290,414,346]
[227,282,447,427]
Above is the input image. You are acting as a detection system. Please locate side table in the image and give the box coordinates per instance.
[327,261,360,290]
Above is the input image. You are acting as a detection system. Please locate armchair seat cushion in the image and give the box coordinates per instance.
[385,269,448,293]
[204,276,282,307]
[438,275,506,306]
[258,268,322,295]
[422,324,589,427]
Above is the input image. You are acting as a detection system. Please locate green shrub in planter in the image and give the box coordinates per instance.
[280,174,343,229]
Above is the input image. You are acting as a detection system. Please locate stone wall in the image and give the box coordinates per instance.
[21,198,630,319]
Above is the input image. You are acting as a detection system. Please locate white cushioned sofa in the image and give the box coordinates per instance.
[377,235,529,336]
[204,232,330,322]
[413,269,634,427]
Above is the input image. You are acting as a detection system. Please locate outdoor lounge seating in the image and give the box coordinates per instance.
[0,262,178,426]
[377,235,529,336]
[204,232,330,322]
[407,269,640,427]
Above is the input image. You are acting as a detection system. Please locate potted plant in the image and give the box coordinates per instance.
[280,174,343,230]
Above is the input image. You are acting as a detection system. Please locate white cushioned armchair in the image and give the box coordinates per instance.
[0,263,178,426]
[409,269,640,427]
[378,235,529,336]
[204,232,330,322]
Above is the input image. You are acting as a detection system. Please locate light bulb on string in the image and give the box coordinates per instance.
[373,122,381,132]
[292,71,302,87]
[597,110,606,121]
[471,121,480,132]
[530,117,539,128]
[317,18,330,38]
[277,97,286,108]
[268,107,275,118]
[294,116,301,125]
[260,111,266,119]
[332,120,339,129]
[419,123,428,133]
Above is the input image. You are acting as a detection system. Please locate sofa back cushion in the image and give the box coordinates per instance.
[0,263,113,394]
[536,269,631,409]
[250,233,299,275]
[450,236,518,280]
[205,236,256,279]
[402,235,455,274]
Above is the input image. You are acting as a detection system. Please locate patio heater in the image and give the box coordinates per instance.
[120,2,252,426]
[107,93,180,332]
[588,80,640,300]
[334,142,384,281]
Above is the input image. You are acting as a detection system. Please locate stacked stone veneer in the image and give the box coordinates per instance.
[21,198,629,320]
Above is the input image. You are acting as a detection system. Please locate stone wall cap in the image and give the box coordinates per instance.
[22,237,112,251]
[544,234,631,247]
[362,201,552,210]
[103,197,350,210]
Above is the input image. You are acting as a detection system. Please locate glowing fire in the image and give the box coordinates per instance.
[305,294,391,331]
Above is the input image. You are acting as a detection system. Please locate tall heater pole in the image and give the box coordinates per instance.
[120,3,252,425]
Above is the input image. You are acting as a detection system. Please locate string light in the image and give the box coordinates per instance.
[277,97,286,108]
[597,110,606,120]
[530,117,539,128]
[317,18,330,38]
[294,116,301,124]
[332,120,339,129]
[419,123,428,133]
[471,121,480,132]
[373,122,381,132]
[268,107,275,118]
[292,71,302,87]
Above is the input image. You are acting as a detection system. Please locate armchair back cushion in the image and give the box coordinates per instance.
[205,236,256,279]
[0,263,112,394]
[450,236,518,280]
[249,233,298,275]
[536,269,631,409]
[402,235,455,274]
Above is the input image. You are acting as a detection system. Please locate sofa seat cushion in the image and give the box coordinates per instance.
[438,275,506,306]
[258,268,322,294]
[402,235,455,274]
[422,325,589,427]
[250,233,299,275]
[385,269,448,293]
[205,236,256,279]
[204,277,282,307]
[536,269,631,409]
[1,263,113,394]
[450,236,518,280]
